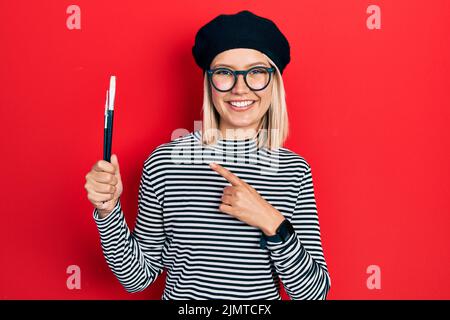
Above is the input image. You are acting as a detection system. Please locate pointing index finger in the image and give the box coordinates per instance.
[209,162,242,186]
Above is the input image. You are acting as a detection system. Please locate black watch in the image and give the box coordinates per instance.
[259,218,295,249]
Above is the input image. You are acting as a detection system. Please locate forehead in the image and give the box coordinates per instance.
[211,48,269,68]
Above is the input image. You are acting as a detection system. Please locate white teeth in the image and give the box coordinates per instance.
[229,100,254,108]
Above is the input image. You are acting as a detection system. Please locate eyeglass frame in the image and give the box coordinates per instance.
[206,65,275,92]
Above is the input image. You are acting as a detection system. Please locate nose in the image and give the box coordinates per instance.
[231,73,249,94]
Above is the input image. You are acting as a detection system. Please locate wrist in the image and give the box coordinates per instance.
[261,210,286,236]
[98,209,112,219]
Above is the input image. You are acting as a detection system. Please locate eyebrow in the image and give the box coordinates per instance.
[212,62,269,69]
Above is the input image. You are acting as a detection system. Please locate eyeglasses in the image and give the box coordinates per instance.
[207,66,275,92]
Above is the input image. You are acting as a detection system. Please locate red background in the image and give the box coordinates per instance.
[1,0,449,299]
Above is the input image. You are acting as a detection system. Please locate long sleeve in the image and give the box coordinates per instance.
[92,160,166,293]
[265,164,331,300]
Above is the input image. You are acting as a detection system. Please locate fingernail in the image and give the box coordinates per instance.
[209,162,216,168]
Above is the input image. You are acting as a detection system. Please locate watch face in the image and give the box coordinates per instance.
[287,221,295,234]
[279,220,294,241]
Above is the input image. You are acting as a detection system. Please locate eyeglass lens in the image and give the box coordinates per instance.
[211,67,271,91]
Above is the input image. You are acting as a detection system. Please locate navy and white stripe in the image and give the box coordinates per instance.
[93,130,331,300]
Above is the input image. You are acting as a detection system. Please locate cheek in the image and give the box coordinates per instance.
[257,90,272,112]
[211,90,225,107]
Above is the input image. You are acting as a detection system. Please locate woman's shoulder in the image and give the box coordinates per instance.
[276,146,312,172]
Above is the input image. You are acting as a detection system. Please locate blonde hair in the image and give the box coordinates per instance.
[200,54,289,150]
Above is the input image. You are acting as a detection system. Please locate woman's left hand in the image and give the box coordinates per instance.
[209,162,286,236]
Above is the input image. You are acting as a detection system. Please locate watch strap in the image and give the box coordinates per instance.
[259,218,295,249]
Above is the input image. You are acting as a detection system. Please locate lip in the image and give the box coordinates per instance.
[225,100,256,112]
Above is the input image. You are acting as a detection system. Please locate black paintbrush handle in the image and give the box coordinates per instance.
[103,126,108,161]
[105,110,114,162]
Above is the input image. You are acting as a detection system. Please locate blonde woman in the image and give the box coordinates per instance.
[84,10,331,300]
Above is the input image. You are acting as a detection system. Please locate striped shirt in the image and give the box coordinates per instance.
[93,129,331,300]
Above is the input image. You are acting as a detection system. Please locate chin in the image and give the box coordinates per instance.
[225,118,258,129]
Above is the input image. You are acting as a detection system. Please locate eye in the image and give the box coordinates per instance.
[249,67,268,74]
[215,69,232,76]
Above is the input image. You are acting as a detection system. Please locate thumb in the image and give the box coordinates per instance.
[110,154,120,175]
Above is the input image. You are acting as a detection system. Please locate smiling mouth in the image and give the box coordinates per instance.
[225,100,256,111]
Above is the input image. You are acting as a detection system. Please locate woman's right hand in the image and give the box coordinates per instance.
[84,154,123,219]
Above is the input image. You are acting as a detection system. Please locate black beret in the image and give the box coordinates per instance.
[192,10,291,75]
